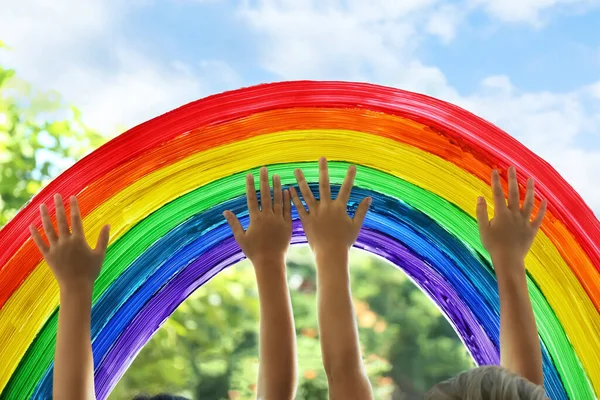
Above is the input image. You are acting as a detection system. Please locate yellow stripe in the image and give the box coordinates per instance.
[1,129,598,392]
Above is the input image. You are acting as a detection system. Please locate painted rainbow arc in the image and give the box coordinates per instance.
[0,81,599,399]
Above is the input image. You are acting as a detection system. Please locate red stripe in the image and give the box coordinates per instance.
[1,80,597,285]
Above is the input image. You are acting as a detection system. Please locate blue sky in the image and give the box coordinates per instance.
[423,9,600,92]
[122,0,600,93]
[1,0,599,209]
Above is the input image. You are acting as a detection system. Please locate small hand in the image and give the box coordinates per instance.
[290,157,371,255]
[476,167,547,265]
[224,167,292,263]
[29,194,111,291]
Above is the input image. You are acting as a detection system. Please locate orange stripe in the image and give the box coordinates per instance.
[3,107,599,311]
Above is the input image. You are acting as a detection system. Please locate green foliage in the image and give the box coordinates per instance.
[0,59,105,226]
[112,248,474,400]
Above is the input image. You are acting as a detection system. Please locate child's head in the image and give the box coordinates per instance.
[132,395,188,400]
[425,365,547,400]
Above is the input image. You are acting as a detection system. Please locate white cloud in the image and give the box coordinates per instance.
[0,0,238,134]
[425,4,466,43]
[590,82,600,99]
[469,0,600,26]
[51,49,202,133]
[452,77,600,210]
[1,0,598,211]
[237,0,453,83]
[236,0,600,212]
[458,76,596,149]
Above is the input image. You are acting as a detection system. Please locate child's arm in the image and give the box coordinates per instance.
[224,168,297,400]
[29,195,110,400]
[476,167,547,386]
[290,158,373,400]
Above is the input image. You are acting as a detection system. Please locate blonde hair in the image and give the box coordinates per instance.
[424,366,547,400]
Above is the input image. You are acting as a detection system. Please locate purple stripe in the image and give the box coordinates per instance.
[95,223,497,399]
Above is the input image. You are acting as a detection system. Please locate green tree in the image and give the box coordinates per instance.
[113,248,473,400]
[0,49,105,226]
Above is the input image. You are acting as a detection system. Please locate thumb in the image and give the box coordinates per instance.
[531,199,548,232]
[353,197,372,228]
[94,224,111,256]
[476,197,490,237]
[223,211,245,242]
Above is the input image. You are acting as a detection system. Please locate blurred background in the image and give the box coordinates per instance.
[110,250,474,399]
[1,0,599,399]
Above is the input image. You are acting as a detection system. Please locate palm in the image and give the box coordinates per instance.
[290,158,371,253]
[476,167,547,262]
[29,194,110,288]
[224,168,292,263]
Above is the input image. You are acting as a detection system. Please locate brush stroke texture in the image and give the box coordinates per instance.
[30,186,565,399]
[0,81,598,399]
[7,178,586,399]
[1,137,598,398]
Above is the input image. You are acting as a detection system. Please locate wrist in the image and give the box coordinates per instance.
[315,249,350,282]
[250,253,287,268]
[252,259,289,295]
[489,249,525,265]
[59,283,94,306]
[491,255,527,281]
[313,244,350,261]
[59,280,94,294]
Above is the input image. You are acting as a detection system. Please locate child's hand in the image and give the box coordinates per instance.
[226,168,297,399]
[295,158,375,399]
[477,167,546,385]
[224,167,292,263]
[29,194,110,291]
[476,167,547,267]
[290,157,371,256]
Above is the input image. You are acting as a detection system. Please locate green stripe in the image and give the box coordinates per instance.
[2,162,592,399]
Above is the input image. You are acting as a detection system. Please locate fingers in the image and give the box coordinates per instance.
[507,166,520,212]
[289,186,308,219]
[94,224,111,257]
[353,197,372,228]
[522,178,535,219]
[70,196,85,237]
[337,164,356,203]
[294,168,316,210]
[476,196,490,237]
[29,225,49,255]
[224,211,245,242]
[40,204,58,244]
[531,199,548,232]
[273,174,283,215]
[491,169,507,214]
[54,194,70,237]
[259,167,272,211]
[283,189,292,222]
[318,157,331,201]
[246,174,259,215]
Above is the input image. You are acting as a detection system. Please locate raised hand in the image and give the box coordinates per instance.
[476,166,546,386]
[290,157,374,400]
[289,157,371,256]
[223,167,297,400]
[29,194,110,290]
[476,167,547,265]
[224,167,292,263]
[29,194,110,400]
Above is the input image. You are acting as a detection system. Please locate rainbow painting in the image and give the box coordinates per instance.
[0,81,599,400]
